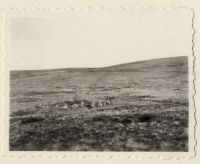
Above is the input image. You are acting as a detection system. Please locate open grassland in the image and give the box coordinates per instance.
[10,56,188,151]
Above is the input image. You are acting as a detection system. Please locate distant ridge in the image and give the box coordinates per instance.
[11,56,188,72]
[103,56,187,69]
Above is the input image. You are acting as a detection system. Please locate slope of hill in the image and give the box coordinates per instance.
[104,56,187,70]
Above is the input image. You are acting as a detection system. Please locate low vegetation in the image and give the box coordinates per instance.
[10,56,188,151]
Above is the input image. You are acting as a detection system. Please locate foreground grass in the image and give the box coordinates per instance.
[10,98,188,151]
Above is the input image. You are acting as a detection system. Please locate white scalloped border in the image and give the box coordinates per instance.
[0,7,196,160]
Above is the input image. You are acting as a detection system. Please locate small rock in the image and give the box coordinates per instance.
[96,100,103,107]
[173,121,179,126]
[72,104,79,109]
[90,101,95,108]
[102,102,106,106]
[106,100,111,105]
[117,123,124,128]
[80,101,85,107]
[62,104,68,109]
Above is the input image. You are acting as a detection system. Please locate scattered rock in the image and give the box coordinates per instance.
[117,123,124,128]
[125,138,149,150]
[71,104,79,109]
[91,101,95,108]
[173,121,179,126]
[106,100,111,105]
[96,100,103,107]
[80,101,85,107]
[62,104,68,109]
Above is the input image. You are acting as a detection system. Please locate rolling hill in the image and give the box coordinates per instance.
[10,56,189,151]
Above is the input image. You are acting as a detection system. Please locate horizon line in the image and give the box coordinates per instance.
[10,55,188,72]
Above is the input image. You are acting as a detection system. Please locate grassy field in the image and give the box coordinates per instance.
[9,56,188,151]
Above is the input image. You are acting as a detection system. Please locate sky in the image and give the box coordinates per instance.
[5,9,192,70]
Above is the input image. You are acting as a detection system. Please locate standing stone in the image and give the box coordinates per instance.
[80,101,85,107]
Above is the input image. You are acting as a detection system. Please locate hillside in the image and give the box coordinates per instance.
[10,56,189,151]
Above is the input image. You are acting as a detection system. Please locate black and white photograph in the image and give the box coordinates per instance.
[5,9,192,151]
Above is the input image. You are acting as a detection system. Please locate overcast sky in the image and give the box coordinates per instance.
[5,9,192,70]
